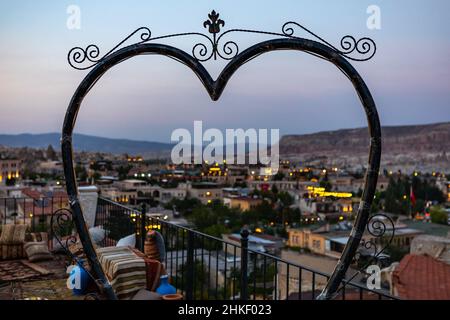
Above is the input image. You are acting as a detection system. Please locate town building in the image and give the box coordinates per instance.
[0,158,21,185]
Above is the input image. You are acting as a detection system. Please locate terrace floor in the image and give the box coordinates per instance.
[0,255,83,300]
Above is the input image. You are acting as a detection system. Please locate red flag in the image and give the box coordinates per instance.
[410,185,416,206]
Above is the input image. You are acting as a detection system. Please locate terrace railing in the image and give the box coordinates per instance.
[0,196,69,249]
[96,197,398,300]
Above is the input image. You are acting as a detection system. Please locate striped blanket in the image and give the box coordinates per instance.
[96,246,146,299]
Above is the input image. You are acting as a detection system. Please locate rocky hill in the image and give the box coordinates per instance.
[280,122,450,172]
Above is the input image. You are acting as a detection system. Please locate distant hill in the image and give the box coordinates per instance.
[0,122,449,171]
[280,122,450,171]
[0,133,173,155]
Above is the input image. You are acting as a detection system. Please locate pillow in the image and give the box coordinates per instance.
[31,232,48,243]
[12,225,27,244]
[0,225,15,244]
[116,234,136,247]
[24,241,52,262]
[89,226,106,245]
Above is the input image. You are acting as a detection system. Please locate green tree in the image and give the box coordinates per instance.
[429,206,448,225]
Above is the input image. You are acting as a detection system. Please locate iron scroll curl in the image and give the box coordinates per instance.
[63,11,382,300]
[68,10,376,70]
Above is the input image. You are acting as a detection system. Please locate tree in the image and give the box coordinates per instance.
[429,206,448,225]
[273,172,285,181]
[319,173,332,191]
[75,164,88,182]
[117,165,132,180]
[5,178,16,186]
[46,145,57,161]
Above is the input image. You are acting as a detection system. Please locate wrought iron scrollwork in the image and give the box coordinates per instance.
[68,10,376,70]
[50,208,103,296]
[281,22,376,61]
[334,213,395,296]
[50,208,77,254]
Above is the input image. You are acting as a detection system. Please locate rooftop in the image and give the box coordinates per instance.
[393,254,450,300]
[403,220,450,237]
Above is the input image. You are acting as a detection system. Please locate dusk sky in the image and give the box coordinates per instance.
[0,0,449,143]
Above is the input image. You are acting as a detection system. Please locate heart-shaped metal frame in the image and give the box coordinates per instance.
[61,12,381,300]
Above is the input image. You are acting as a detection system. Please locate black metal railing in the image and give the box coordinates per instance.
[96,197,398,300]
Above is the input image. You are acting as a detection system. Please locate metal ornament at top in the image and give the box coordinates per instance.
[204,10,225,34]
[68,10,376,70]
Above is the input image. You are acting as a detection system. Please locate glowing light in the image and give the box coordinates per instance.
[307,186,352,198]
[255,228,262,233]
[339,216,344,221]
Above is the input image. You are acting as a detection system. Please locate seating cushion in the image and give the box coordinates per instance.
[0,225,16,244]
[116,234,135,247]
[12,225,27,244]
[88,227,106,246]
[96,246,146,300]
[0,225,27,260]
[30,232,48,243]
[0,243,26,260]
[24,241,52,262]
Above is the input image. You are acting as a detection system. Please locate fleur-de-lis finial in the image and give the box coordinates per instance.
[203,10,225,34]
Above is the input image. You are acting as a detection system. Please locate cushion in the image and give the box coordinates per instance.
[0,243,26,260]
[116,234,136,248]
[89,227,106,245]
[12,225,27,244]
[0,225,16,244]
[30,232,48,243]
[24,241,52,262]
[96,246,146,299]
[0,224,27,246]
[131,289,162,300]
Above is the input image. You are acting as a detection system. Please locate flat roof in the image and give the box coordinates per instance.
[403,220,450,237]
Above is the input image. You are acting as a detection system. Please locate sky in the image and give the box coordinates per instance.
[0,0,449,143]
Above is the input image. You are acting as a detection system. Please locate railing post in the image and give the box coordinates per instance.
[140,203,146,252]
[186,230,195,300]
[240,227,249,300]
